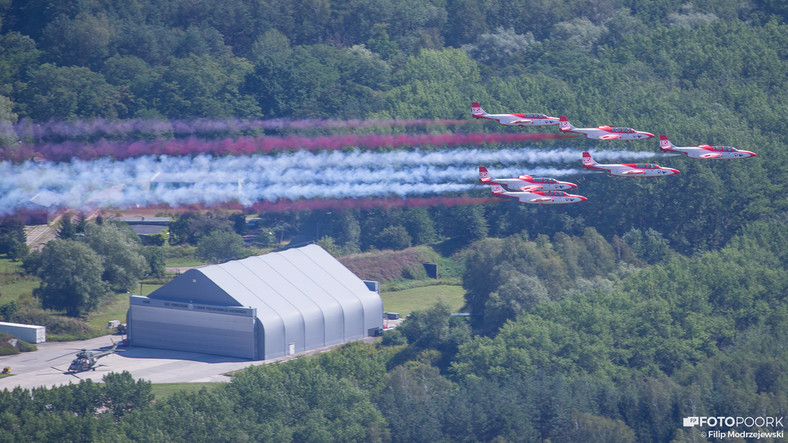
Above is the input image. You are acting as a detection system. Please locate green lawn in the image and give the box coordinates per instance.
[86,283,164,331]
[380,284,466,315]
[0,278,38,305]
[164,257,209,268]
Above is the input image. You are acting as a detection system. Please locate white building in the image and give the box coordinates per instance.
[127,245,382,360]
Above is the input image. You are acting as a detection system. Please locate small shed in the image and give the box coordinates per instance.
[0,321,46,343]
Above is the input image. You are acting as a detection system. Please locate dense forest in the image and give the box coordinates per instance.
[1,0,787,441]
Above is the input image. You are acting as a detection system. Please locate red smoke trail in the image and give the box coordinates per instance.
[248,196,500,213]
[10,132,574,162]
[99,196,500,217]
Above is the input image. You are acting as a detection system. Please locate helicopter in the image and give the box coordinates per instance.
[49,341,119,373]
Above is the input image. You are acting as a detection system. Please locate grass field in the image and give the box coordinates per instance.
[0,278,38,305]
[380,284,466,315]
[86,283,164,331]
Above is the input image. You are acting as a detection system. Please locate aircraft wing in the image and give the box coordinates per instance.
[531,197,554,202]
[509,119,534,124]
[598,133,622,140]
[621,169,646,175]
[699,153,723,159]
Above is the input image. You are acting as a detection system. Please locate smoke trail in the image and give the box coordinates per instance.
[6,132,575,162]
[2,146,665,214]
[248,196,500,213]
[90,195,503,215]
[12,117,477,141]
[209,147,657,172]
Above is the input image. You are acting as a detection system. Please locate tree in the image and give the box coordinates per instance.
[20,64,123,120]
[367,23,399,60]
[622,228,673,264]
[141,246,166,278]
[0,95,19,147]
[34,239,109,316]
[41,12,113,69]
[0,216,28,260]
[335,210,361,253]
[397,300,453,351]
[483,274,549,333]
[246,29,293,117]
[226,359,387,442]
[56,214,76,239]
[0,31,41,93]
[374,225,412,250]
[84,223,147,292]
[561,412,637,443]
[441,204,487,245]
[403,208,437,245]
[549,18,607,52]
[461,237,506,315]
[155,53,260,118]
[377,362,451,442]
[196,230,246,263]
[168,212,234,245]
[102,371,153,418]
[462,27,536,66]
[316,235,340,256]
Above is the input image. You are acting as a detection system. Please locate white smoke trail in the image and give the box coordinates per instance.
[12,116,472,140]
[2,147,657,213]
[195,147,656,171]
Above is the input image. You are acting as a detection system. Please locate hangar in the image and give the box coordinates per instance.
[127,244,383,360]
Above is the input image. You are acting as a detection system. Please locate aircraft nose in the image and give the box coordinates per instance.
[670,168,680,174]
[578,196,588,202]
[748,151,757,157]
[643,132,655,138]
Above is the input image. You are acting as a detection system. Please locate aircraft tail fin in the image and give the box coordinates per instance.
[582,152,597,168]
[472,102,486,117]
[479,166,491,183]
[659,134,674,151]
[558,116,573,132]
[490,184,507,195]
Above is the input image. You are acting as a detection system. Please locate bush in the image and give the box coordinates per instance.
[381,328,407,346]
[12,309,97,340]
[0,332,36,354]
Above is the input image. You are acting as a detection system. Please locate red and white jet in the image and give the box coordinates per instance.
[472,102,559,127]
[659,135,756,159]
[479,166,578,191]
[559,116,654,141]
[490,184,587,204]
[582,152,679,176]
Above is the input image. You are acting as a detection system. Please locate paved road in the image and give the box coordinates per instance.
[0,335,354,391]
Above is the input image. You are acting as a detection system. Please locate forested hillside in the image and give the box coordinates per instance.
[1,1,786,441]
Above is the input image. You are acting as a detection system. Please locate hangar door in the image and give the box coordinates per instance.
[129,296,257,359]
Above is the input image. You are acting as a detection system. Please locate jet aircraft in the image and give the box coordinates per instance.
[472,102,559,127]
[479,166,578,191]
[490,184,587,204]
[582,152,679,176]
[559,117,654,140]
[659,135,756,159]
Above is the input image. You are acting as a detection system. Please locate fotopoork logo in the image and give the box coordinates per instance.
[682,416,783,428]
[683,416,784,440]
[683,417,699,427]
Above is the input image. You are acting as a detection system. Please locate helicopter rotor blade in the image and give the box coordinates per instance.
[46,351,78,362]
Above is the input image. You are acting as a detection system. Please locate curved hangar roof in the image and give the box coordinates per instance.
[129,244,383,360]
